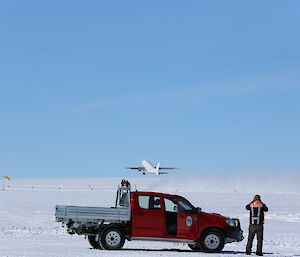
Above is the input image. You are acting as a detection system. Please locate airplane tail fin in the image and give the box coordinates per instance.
[155,162,160,175]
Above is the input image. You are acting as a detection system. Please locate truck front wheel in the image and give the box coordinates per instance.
[200,229,224,253]
[99,226,125,250]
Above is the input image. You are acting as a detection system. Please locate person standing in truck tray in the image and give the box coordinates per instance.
[246,195,268,256]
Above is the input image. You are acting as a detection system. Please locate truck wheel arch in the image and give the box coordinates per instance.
[99,223,126,234]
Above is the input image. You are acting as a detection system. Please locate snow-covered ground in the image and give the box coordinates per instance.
[1,175,300,257]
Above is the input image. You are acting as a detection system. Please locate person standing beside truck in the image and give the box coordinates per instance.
[246,195,268,256]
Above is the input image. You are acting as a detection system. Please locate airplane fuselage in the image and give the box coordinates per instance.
[141,160,158,174]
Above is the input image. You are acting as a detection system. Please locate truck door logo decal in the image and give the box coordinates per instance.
[186,216,193,227]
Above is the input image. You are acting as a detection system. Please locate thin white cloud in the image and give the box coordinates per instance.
[70,68,300,112]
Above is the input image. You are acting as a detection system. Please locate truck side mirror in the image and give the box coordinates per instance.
[173,206,178,212]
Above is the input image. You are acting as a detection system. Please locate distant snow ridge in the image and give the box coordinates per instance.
[8,173,300,194]
[268,212,300,223]
[150,173,300,194]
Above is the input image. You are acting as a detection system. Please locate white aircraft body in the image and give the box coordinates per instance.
[127,160,176,175]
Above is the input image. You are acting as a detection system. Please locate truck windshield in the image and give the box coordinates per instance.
[177,197,195,212]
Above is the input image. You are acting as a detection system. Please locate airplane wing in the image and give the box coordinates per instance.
[159,167,177,170]
[126,167,145,171]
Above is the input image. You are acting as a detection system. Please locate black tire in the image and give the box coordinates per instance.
[188,243,203,251]
[98,226,125,250]
[200,229,225,253]
[88,235,101,249]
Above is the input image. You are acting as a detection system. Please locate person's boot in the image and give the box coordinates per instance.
[246,251,251,255]
[256,252,263,256]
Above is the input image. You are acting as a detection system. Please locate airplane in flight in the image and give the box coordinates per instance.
[127,160,177,175]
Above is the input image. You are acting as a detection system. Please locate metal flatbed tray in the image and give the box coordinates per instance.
[55,205,131,223]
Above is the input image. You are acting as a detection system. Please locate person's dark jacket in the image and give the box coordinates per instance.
[246,200,268,225]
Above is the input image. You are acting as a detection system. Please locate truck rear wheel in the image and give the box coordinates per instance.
[88,235,101,249]
[200,229,224,253]
[99,226,125,250]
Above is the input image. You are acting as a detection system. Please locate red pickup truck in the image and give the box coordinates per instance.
[56,185,243,253]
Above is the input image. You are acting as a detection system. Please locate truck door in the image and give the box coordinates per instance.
[132,194,165,237]
[176,197,198,240]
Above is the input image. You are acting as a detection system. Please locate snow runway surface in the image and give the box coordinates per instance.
[0,176,300,257]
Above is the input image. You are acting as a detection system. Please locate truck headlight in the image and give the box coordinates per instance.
[226,218,237,227]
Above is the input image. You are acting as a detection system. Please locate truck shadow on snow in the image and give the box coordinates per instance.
[118,249,274,255]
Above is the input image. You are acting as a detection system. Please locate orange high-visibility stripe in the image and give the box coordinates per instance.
[250,200,263,207]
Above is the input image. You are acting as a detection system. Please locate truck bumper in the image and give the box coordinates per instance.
[224,219,244,243]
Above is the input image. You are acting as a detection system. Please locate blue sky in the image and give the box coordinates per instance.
[0,1,300,178]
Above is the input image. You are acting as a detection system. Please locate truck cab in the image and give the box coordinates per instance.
[129,191,243,252]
